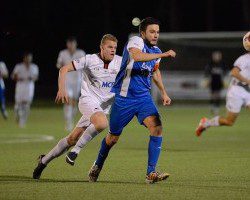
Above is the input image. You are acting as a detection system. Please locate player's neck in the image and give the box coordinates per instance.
[23,62,31,67]
[143,39,155,48]
[98,53,110,64]
[68,49,76,55]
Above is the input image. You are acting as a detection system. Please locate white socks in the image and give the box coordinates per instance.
[42,137,69,165]
[71,124,99,154]
[206,116,220,128]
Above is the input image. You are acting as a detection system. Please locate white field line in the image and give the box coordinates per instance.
[0,134,55,144]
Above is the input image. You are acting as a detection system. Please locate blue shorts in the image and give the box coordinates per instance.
[109,94,160,136]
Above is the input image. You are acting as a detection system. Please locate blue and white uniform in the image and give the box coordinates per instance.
[110,36,162,135]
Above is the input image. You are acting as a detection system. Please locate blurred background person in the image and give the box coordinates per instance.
[12,52,39,128]
[204,51,227,115]
[0,60,9,119]
[56,36,86,131]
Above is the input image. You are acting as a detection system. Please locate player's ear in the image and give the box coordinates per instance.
[141,31,146,39]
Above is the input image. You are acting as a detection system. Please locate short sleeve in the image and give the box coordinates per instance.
[72,56,87,70]
[127,36,144,51]
[56,51,64,69]
[0,62,8,75]
[32,65,39,79]
[233,56,246,71]
[153,58,161,72]
[11,65,19,79]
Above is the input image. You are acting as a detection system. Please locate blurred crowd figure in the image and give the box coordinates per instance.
[12,52,39,128]
[204,51,227,115]
[0,61,9,119]
[56,37,85,131]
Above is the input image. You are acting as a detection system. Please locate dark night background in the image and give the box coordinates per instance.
[0,0,250,101]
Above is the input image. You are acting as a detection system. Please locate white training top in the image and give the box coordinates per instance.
[12,63,39,93]
[57,49,85,87]
[231,53,250,85]
[72,54,122,104]
[0,61,8,89]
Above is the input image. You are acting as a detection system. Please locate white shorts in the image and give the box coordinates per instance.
[76,97,110,128]
[226,85,250,113]
[15,83,34,103]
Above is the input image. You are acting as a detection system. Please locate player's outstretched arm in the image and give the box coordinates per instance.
[55,63,75,104]
[231,67,250,84]
[129,48,176,62]
[153,69,171,106]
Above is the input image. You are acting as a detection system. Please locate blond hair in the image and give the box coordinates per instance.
[100,34,118,45]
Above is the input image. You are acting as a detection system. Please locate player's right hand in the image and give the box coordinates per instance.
[162,50,176,58]
[55,90,69,104]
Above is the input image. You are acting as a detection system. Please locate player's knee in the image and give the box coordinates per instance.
[150,125,163,136]
[106,134,119,146]
[225,119,235,126]
[91,113,108,132]
[94,119,108,132]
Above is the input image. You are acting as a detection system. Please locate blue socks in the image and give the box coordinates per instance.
[95,138,112,168]
[147,136,163,174]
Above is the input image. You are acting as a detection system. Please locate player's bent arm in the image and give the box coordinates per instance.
[231,67,250,84]
[129,48,176,62]
[153,69,171,106]
[55,63,75,103]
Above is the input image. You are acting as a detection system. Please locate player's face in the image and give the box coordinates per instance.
[23,54,33,64]
[212,51,222,62]
[142,24,160,46]
[100,40,117,61]
[66,41,77,52]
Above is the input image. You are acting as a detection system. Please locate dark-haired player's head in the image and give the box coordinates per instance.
[23,51,33,64]
[100,34,118,62]
[139,17,160,46]
[212,51,222,63]
[66,36,77,53]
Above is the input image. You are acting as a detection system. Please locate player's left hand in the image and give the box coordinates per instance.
[162,94,171,106]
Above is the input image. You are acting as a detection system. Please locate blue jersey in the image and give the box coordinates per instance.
[111,36,162,98]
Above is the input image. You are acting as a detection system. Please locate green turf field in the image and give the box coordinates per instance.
[0,105,249,200]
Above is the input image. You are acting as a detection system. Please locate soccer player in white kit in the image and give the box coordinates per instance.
[57,36,86,131]
[0,61,9,119]
[33,34,122,179]
[196,46,250,136]
[12,52,39,128]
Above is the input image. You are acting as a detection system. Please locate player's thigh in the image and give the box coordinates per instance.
[137,95,160,126]
[226,88,244,113]
[109,96,136,136]
[67,127,86,145]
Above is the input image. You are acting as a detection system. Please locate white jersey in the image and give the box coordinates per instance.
[230,53,250,86]
[72,54,122,107]
[0,61,8,89]
[12,63,39,103]
[57,49,85,88]
[226,53,250,113]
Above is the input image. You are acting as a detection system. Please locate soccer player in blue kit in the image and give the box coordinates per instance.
[88,17,176,184]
